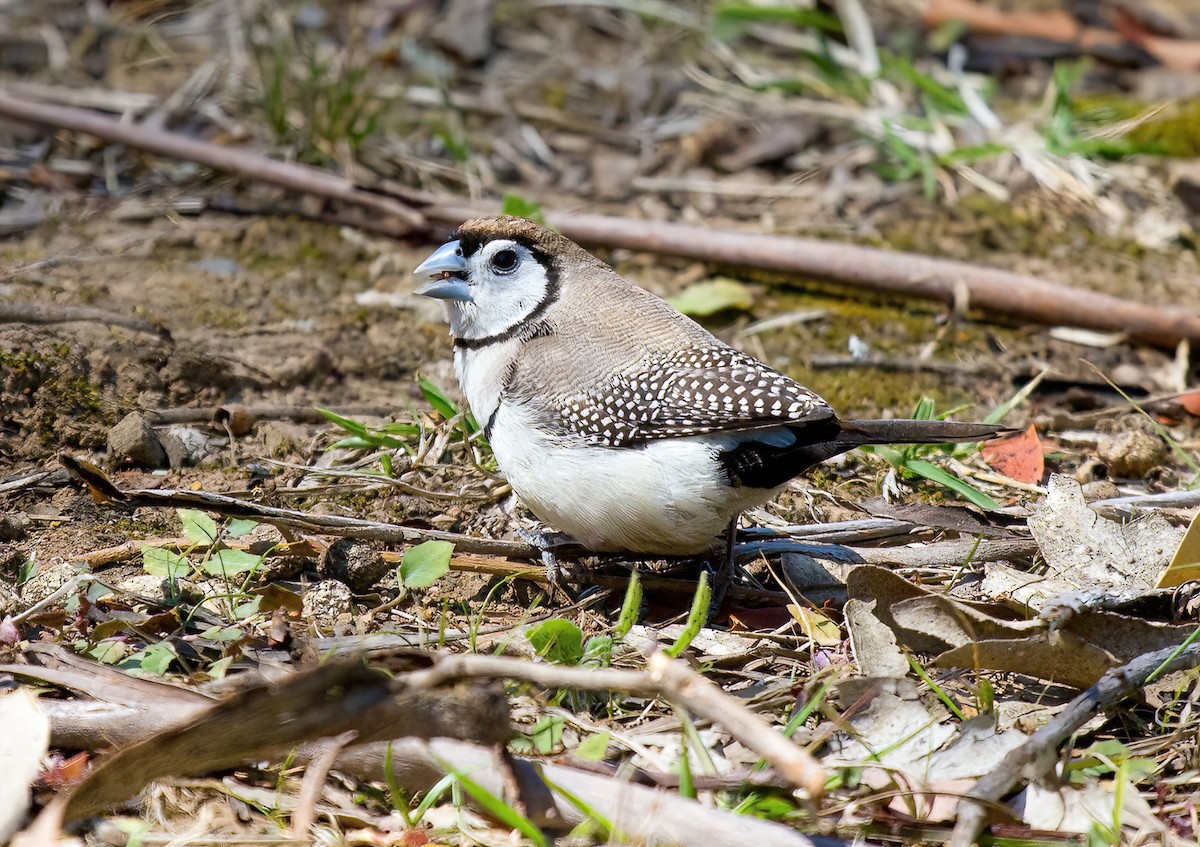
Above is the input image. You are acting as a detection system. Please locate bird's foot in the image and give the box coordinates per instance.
[517,528,581,596]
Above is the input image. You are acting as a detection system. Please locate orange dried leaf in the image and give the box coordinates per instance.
[980,424,1045,485]
[1178,390,1200,417]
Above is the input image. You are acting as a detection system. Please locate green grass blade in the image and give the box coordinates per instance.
[904,458,1000,510]
[908,655,966,721]
[317,407,368,437]
[540,776,616,841]
[418,377,461,422]
[612,571,642,641]
[664,572,710,657]
[438,760,549,847]
[677,731,696,800]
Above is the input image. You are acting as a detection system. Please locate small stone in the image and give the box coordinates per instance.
[1081,480,1121,501]
[0,514,28,541]
[318,538,390,593]
[158,426,211,468]
[19,559,84,606]
[107,412,168,468]
[114,574,203,605]
[1096,416,1170,479]
[430,0,496,62]
[301,580,354,631]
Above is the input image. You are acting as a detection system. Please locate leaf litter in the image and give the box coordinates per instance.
[2,1,1200,845]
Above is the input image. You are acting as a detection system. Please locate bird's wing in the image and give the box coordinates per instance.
[549,345,835,446]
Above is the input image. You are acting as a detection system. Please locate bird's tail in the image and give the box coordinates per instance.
[838,418,1009,447]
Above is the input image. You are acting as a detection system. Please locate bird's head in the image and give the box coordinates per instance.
[414,216,588,345]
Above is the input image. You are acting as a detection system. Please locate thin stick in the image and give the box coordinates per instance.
[406,652,826,797]
[647,651,826,798]
[289,730,358,838]
[950,641,1200,847]
[60,455,536,559]
[0,91,424,235]
[0,301,169,338]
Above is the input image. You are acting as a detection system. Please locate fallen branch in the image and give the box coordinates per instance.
[532,211,1200,349]
[0,301,169,339]
[60,454,537,559]
[56,657,511,818]
[950,640,1200,847]
[0,91,1196,347]
[0,90,425,236]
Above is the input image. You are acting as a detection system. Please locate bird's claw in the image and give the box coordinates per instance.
[517,528,578,596]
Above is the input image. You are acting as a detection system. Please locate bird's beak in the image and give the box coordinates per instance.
[414,240,472,302]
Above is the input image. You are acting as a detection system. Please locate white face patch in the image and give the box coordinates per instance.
[443,239,553,343]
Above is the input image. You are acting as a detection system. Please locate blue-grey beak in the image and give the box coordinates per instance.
[414,240,472,302]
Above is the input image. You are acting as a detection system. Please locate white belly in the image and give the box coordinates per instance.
[488,404,778,555]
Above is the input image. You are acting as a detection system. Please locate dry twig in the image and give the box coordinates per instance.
[950,641,1200,846]
[0,301,169,338]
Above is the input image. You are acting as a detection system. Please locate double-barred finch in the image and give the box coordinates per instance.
[415,216,1004,556]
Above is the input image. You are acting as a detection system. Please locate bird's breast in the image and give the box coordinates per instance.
[454,340,521,434]
[486,402,780,555]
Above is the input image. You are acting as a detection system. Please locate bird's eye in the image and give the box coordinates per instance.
[490,249,519,274]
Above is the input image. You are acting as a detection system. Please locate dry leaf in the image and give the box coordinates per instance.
[1157,510,1200,588]
[981,424,1045,485]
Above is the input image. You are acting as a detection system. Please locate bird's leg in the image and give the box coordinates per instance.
[516,527,580,594]
[707,515,740,614]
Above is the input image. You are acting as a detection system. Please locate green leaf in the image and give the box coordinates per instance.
[904,458,1000,510]
[87,640,128,665]
[582,634,613,668]
[501,194,546,225]
[525,714,565,755]
[201,548,264,576]
[206,656,234,680]
[142,546,191,579]
[574,731,611,762]
[199,625,245,642]
[911,396,936,421]
[400,540,453,588]
[178,509,218,545]
[418,377,461,422]
[667,278,754,317]
[223,518,258,539]
[526,618,585,665]
[119,641,177,676]
[975,677,995,714]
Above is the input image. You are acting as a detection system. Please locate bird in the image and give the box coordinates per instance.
[414,215,1005,558]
